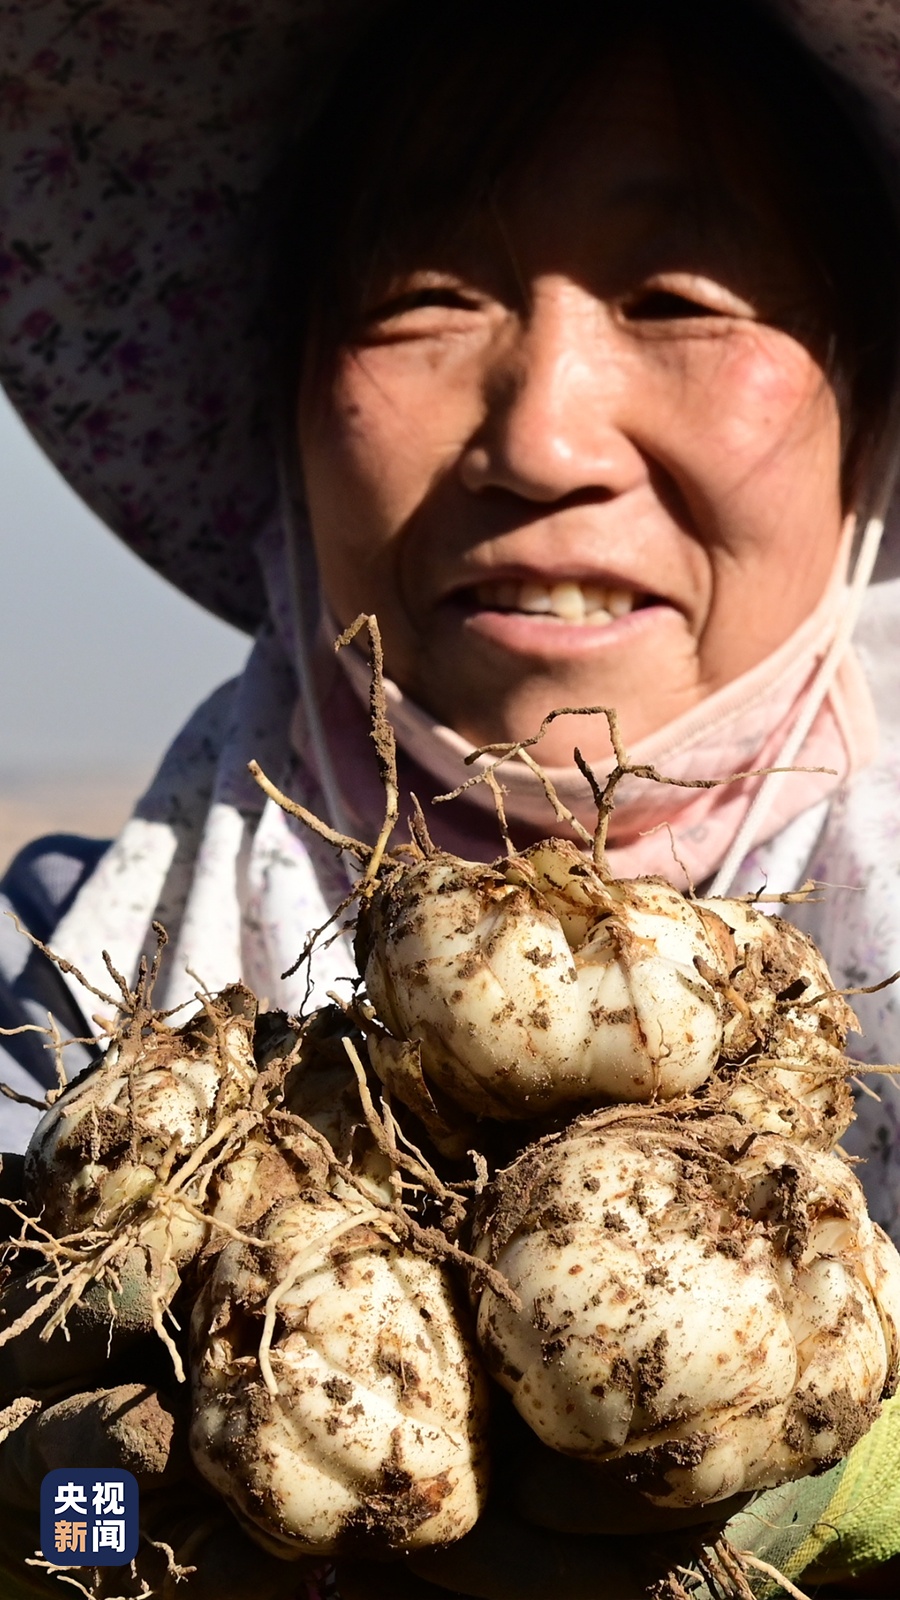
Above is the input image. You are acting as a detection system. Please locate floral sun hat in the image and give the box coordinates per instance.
[1,0,900,633]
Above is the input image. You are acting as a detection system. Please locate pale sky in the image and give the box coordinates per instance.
[0,389,250,783]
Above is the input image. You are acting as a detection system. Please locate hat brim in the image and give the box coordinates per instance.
[1,0,899,631]
[0,0,388,630]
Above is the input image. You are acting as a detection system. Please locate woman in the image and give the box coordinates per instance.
[3,0,900,1593]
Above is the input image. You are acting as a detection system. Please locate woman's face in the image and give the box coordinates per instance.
[298,44,845,765]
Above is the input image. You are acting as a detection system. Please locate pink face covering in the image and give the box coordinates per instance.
[301,551,876,889]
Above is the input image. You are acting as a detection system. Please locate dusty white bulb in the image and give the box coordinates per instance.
[361,841,734,1119]
[474,1110,900,1506]
[190,1189,490,1556]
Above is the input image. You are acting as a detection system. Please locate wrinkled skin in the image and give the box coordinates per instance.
[299,38,846,768]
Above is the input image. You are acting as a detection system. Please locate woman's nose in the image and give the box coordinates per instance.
[459,278,648,503]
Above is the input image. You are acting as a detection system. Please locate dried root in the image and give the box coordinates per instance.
[658,1537,812,1600]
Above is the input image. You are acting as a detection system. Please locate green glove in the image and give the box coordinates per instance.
[758,1391,900,1593]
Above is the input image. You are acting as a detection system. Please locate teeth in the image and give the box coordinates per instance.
[518,581,554,614]
[474,579,636,624]
[549,581,586,622]
[583,582,610,613]
[607,588,633,618]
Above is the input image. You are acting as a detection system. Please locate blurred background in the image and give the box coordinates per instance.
[0,389,250,866]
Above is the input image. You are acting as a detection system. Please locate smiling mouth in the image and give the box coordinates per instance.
[469,578,654,626]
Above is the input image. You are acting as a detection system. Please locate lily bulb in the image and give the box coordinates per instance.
[360,841,736,1120]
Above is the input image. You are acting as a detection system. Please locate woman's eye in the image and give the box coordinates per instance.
[622,288,719,321]
[366,287,480,321]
